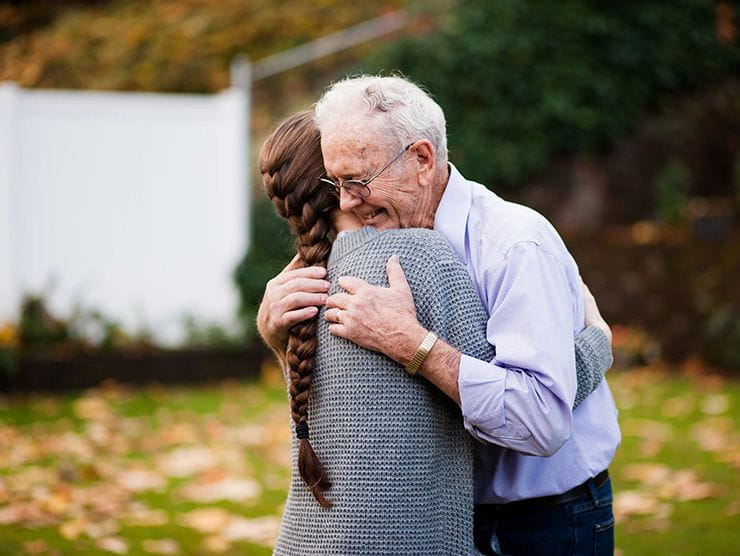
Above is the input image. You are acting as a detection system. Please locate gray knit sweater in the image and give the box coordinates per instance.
[273,227,611,556]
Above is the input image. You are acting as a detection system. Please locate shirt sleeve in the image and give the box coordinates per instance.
[458,241,578,456]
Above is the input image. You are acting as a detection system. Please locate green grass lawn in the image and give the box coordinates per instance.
[0,365,737,555]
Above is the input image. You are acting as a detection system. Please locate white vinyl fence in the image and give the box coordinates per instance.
[0,81,248,344]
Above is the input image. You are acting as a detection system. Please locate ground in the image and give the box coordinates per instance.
[0,363,737,555]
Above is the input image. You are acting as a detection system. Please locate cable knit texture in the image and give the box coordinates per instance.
[273,227,613,555]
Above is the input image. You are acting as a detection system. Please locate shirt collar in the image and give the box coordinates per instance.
[434,163,471,262]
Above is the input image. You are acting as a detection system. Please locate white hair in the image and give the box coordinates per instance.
[314,75,448,163]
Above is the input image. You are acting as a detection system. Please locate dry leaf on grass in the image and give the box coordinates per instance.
[177,477,261,503]
[621,418,673,442]
[690,417,737,454]
[701,393,730,415]
[73,396,112,421]
[179,507,231,534]
[146,422,200,449]
[84,518,120,539]
[120,503,169,527]
[202,535,230,553]
[141,539,179,554]
[224,424,269,446]
[158,446,218,478]
[22,540,49,554]
[661,395,694,417]
[621,418,673,457]
[717,446,740,469]
[620,463,672,485]
[223,515,280,546]
[96,536,129,554]
[655,469,720,501]
[117,468,167,493]
[38,485,73,515]
[613,490,660,518]
[59,517,88,540]
[7,466,56,490]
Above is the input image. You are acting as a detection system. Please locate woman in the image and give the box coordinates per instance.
[260,111,611,555]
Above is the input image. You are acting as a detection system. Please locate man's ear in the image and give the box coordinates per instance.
[412,140,437,186]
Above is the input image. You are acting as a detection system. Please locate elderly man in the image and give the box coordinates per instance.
[258,76,619,555]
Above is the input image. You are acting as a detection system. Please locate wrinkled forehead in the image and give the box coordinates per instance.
[320,122,390,175]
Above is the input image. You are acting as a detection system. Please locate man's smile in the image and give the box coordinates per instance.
[360,208,384,221]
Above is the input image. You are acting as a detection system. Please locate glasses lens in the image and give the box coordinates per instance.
[344,180,371,199]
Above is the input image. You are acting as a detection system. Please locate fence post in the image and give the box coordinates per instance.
[0,82,19,322]
[230,57,252,252]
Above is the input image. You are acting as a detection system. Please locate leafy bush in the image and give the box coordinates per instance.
[704,303,740,370]
[654,160,690,223]
[0,0,403,93]
[375,0,740,189]
[233,197,295,339]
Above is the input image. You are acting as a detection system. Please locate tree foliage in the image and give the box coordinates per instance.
[0,0,403,92]
[376,0,740,189]
[233,197,294,340]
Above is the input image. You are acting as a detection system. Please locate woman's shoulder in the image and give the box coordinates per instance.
[330,226,457,267]
[373,228,456,258]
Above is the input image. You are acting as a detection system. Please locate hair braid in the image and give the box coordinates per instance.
[259,111,338,507]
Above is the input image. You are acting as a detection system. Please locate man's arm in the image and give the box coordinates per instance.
[326,244,580,457]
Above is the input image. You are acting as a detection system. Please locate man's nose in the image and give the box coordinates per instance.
[339,188,362,212]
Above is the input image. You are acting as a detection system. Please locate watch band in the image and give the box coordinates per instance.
[405,331,439,375]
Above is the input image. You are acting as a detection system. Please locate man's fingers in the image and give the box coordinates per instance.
[338,275,367,294]
[325,292,351,310]
[386,255,412,296]
[327,323,348,339]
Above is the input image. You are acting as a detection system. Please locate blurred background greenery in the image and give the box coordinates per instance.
[1,0,738,371]
[0,0,738,554]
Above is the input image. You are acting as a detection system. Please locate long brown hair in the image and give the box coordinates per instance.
[259,111,337,507]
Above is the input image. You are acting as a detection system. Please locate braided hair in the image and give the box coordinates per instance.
[259,111,338,507]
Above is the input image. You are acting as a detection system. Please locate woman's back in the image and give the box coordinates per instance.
[274,227,493,555]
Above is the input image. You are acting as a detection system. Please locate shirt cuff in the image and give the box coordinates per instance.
[458,353,507,438]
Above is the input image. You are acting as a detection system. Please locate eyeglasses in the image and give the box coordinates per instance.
[319,142,415,199]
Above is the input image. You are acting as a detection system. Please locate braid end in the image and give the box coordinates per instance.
[298,438,333,508]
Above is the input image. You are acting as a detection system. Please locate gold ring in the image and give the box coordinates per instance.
[335,309,342,323]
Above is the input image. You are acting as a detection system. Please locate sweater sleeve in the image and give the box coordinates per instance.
[403,235,611,410]
[393,230,611,414]
[573,325,613,408]
[410,253,495,366]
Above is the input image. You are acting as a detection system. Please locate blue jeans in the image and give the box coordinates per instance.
[474,477,615,556]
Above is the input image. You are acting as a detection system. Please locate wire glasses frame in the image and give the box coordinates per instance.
[319,142,415,199]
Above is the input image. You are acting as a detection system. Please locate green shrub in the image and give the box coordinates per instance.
[233,197,295,339]
[374,0,740,190]
[704,303,740,371]
[654,159,690,223]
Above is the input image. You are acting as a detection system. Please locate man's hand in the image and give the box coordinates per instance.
[582,281,612,345]
[256,254,331,354]
[324,255,426,364]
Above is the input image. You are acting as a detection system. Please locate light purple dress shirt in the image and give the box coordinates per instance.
[434,165,621,504]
